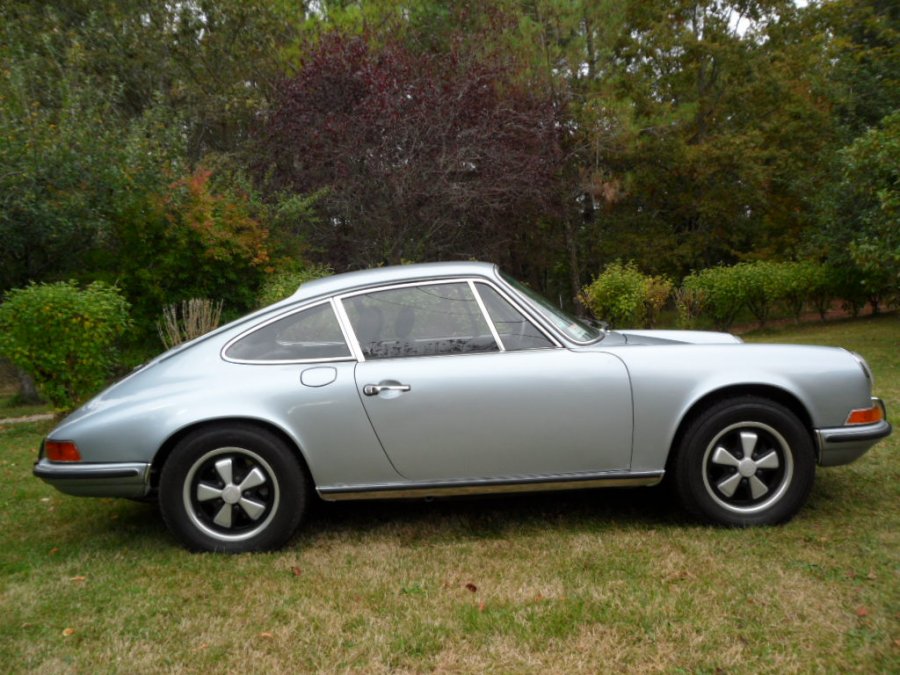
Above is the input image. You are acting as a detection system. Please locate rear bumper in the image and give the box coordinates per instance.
[33,459,152,498]
[815,398,892,467]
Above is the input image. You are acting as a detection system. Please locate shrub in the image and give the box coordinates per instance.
[808,263,838,321]
[732,261,788,328]
[681,266,746,331]
[674,285,707,328]
[257,265,333,308]
[158,298,224,350]
[0,281,132,409]
[778,261,815,322]
[581,262,672,328]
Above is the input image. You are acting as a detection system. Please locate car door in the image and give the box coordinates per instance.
[341,280,633,481]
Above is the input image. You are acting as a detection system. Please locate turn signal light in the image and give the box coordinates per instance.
[845,405,884,426]
[45,440,82,462]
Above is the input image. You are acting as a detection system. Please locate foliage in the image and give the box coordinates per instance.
[0,281,131,409]
[581,262,672,328]
[257,265,334,308]
[732,261,789,328]
[258,31,562,271]
[158,299,224,351]
[681,266,747,331]
[0,0,896,327]
[93,166,272,334]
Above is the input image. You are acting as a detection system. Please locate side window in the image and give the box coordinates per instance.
[476,283,555,351]
[224,302,351,362]
[343,283,499,359]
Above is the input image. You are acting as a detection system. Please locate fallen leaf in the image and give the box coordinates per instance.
[259,632,273,639]
[478,601,486,612]
[62,628,75,637]
[194,643,209,652]
[856,606,870,618]
[290,566,302,577]
[867,571,878,581]
[69,576,86,583]
[465,583,477,593]
[49,547,59,555]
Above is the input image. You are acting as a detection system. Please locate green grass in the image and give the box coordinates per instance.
[0,395,53,420]
[1,315,897,672]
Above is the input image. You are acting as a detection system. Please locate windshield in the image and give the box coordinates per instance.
[500,272,603,343]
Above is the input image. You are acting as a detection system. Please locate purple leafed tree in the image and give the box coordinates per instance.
[258,33,562,270]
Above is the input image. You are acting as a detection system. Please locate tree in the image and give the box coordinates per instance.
[257,32,563,271]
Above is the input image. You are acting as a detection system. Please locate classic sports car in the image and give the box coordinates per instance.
[35,262,891,552]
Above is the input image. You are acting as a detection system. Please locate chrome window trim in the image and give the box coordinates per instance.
[468,280,505,351]
[496,273,601,346]
[332,295,366,362]
[220,298,356,365]
[472,280,562,350]
[336,277,562,361]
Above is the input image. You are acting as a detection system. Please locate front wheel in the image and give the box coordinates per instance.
[674,397,816,526]
[159,424,308,552]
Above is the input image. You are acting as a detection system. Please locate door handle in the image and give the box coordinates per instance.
[363,383,411,396]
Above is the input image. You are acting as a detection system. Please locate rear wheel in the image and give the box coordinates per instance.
[159,424,307,552]
[674,397,815,526]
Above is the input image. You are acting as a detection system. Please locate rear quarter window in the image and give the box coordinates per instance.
[224,302,351,362]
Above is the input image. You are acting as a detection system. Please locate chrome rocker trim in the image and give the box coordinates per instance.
[317,471,665,501]
[33,459,152,498]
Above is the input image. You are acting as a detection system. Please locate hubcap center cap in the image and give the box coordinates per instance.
[738,458,757,477]
[222,485,242,504]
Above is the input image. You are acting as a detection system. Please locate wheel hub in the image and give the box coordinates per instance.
[738,457,757,477]
[221,484,242,504]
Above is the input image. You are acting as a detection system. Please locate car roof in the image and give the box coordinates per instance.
[290,261,500,300]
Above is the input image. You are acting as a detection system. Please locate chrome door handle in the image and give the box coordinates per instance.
[363,383,411,396]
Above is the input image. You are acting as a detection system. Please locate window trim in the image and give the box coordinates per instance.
[335,277,560,362]
[472,280,560,352]
[221,298,357,365]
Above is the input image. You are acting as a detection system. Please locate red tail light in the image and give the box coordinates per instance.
[45,440,82,462]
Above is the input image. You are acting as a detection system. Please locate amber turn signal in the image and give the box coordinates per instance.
[45,440,82,462]
[845,405,884,426]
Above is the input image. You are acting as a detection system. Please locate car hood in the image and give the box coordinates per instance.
[615,329,743,345]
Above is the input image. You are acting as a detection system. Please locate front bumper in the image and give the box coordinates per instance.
[815,398,892,467]
[33,459,152,498]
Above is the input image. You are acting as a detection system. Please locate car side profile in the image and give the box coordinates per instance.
[34,262,892,552]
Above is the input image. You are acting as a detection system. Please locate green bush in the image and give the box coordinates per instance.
[807,263,837,321]
[681,266,746,331]
[256,264,333,308]
[732,261,789,328]
[0,281,132,409]
[581,262,672,328]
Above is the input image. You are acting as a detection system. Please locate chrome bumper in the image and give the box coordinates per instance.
[815,398,892,467]
[33,459,152,498]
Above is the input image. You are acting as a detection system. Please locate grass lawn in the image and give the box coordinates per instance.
[1,315,897,672]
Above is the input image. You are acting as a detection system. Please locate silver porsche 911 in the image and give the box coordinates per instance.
[34,262,891,552]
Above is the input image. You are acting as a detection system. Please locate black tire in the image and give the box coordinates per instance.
[159,424,308,552]
[674,396,815,526]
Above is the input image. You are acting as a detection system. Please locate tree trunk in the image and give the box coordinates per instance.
[16,368,42,404]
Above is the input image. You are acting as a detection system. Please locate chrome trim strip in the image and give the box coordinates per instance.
[473,280,562,349]
[332,296,366,362]
[33,460,151,481]
[817,420,892,445]
[495,273,600,346]
[317,471,664,501]
[469,280,505,351]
